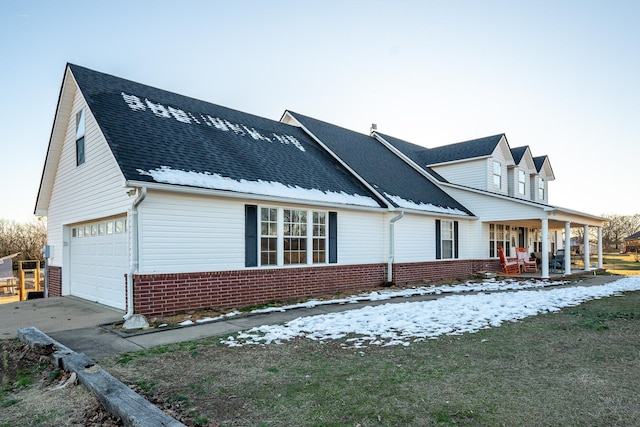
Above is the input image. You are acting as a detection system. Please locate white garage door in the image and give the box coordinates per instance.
[70,217,128,310]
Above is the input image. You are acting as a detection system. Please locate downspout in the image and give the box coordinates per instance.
[124,187,147,320]
[387,211,404,283]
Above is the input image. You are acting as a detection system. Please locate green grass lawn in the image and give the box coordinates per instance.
[98,287,640,427]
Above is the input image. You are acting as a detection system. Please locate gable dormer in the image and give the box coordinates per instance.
[531,155,555,203]
[508,146,536,200]
[426,134,514,195]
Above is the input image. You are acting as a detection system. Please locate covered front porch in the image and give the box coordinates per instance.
[491,207,605,279]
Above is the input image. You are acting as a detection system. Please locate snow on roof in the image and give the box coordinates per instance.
[122,92,306,152]
[384,193,469,216]
[138,166,381,207]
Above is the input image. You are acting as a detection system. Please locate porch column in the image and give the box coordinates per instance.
[583,225,590,271]
[541,218,549,279]
[597,226,603,269]
[564,222,572,275]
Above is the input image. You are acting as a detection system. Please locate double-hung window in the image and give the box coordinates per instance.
[493,161,502,189]
[518,170,526,195]
[75,109,86,166]
[247,205,336,267]
[538,178,545,200]
[436,219,458,260]
[283,209,307,265]
[260,208,278,266]
[441,220,454,259]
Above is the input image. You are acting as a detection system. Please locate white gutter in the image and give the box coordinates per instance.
[124,186,147,320]
[387,211,404,283]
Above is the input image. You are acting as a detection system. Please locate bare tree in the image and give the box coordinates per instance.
[601,214,640,250]
[0,218,47,262]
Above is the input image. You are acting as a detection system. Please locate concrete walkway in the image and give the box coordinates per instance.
[1,274,622,358]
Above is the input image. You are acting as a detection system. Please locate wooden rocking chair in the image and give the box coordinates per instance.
[516,247,538,272]
[498,246,520,275]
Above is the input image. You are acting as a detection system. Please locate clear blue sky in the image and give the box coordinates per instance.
[1,0,638,222]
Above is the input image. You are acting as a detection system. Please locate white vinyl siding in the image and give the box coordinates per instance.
[138,193,387,273]
[46,83,131,275]
[431,160,487,189]
[138,192,245,273]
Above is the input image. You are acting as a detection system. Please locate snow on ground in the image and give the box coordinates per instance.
[221,276,640,348]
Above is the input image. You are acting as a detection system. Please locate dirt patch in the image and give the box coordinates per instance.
[0,339,122,426]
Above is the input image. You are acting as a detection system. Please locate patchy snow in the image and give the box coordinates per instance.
[384,193,468,216]
[138,166,380,207]
[121,92,305,151]
[220,276,640,348]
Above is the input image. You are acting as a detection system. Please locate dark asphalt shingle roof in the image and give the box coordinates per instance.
[533,155,548,173]
[510,146,528,164]
[289,112,473,216]
[68,64,383,207]
[422,134,505,165]
[382,132,505,167]
[376,133,448,182]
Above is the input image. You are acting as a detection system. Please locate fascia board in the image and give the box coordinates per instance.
[124,180,387,213]
[34,65,77,216]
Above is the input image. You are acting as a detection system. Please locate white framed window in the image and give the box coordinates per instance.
[260,208,278,266]
[489,223,511,257]
[518,170,526,195]
[441,220,454,259]
[312,211,327,263]
[538,178,545,200]
[258,206,328,266]
[493,161,502,189]
[75,109,86,166]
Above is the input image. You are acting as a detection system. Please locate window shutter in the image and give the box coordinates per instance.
[245,205,258,267]
[435,219,441,260]
[329,212,337,263]
[454,221,459,259]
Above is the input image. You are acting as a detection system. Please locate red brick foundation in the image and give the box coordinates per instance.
[132,259,499,316]
[393,259,501,285]
[47,266,62,297]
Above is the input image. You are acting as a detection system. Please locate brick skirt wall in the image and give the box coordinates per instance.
[132,259,500,317]
[48,266,62,297]
[393,259,501,285]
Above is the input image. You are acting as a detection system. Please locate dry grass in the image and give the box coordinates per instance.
[0,340,120,426]
[97,289,640,427]
[602,252,640,276]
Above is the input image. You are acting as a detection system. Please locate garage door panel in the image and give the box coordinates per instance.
[70,218,128,310]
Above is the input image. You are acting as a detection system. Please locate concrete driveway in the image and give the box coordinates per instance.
[0,296,146,356]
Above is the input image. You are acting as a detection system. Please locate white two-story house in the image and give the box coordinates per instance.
[35,64,604,317]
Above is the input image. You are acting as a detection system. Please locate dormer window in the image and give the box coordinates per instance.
[493,161,502,189]
[75,109,85,166]
[538,178,545,200]
[518,170,526,195]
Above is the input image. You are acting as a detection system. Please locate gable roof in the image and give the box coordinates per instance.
[533,155,555,180]
[285,112,473,216]
[51,64,385,208]
[511,146,528,164]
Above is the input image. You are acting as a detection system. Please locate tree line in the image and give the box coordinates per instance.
[601,214,640,250]
[0,219,47,262]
